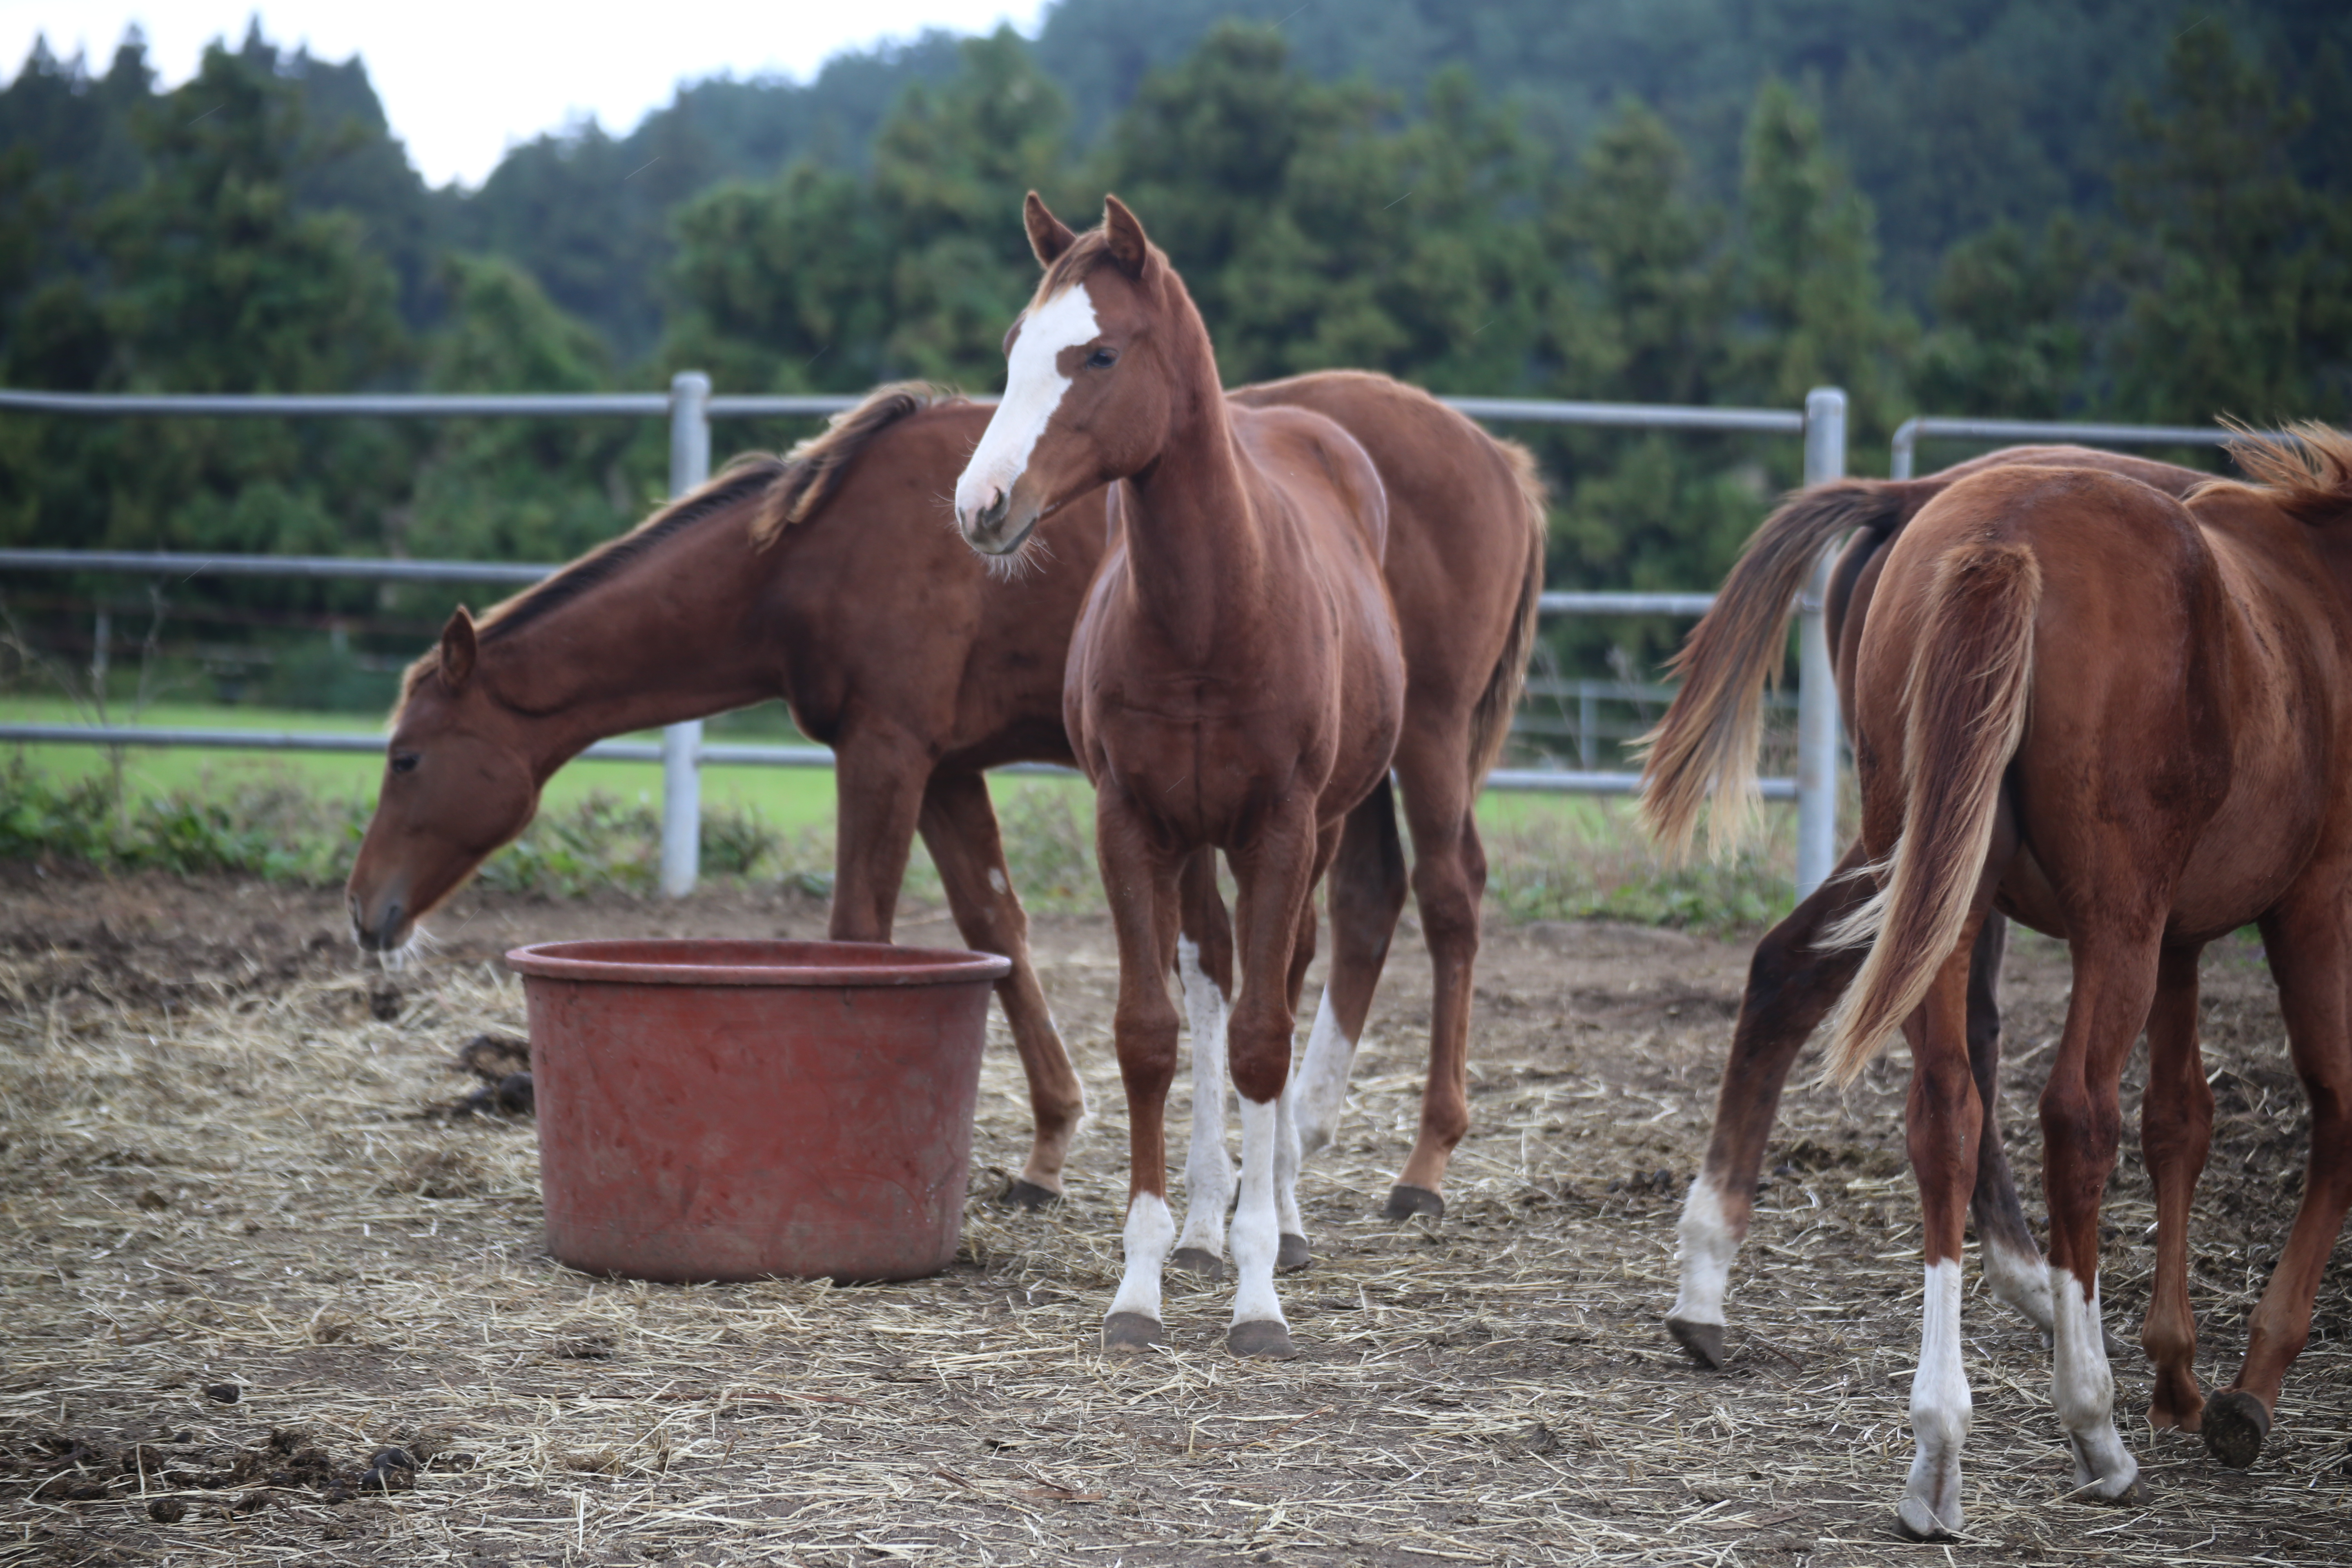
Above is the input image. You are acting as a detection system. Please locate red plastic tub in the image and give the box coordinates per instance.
[504,938,1012,1283]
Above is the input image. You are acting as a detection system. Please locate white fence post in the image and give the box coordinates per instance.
[659,371,711,899]
[1795,387,1847,898]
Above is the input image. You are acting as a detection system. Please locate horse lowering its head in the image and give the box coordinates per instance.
[954,194,1209,558]
[345,609,536,953]
[344,457,790,952]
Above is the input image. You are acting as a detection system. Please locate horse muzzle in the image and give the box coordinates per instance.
[956,486,1038,558]
[349,886,411,953]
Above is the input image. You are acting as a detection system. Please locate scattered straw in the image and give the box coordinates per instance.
[0,876,2346,1565]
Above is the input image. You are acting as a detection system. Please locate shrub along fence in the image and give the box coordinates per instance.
[18,379,2111,901]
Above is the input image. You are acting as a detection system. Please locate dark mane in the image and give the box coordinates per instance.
[481,456,786,642]
[395,455,785,709]
[2202,421,2352,526]
[752,382,967,546]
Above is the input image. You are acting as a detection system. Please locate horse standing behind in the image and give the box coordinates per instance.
[1797,431,2352,1537]
[344,369,1541,1238]
[1636,446,2212,1370]
[955,193,1406,1357]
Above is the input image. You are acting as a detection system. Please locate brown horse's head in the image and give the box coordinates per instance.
[954,192,1190,557]
[345,608,540,953]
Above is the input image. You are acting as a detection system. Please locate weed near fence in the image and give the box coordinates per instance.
[0,757,1796,935]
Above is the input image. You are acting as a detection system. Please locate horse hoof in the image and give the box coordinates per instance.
[999,1178,1061,1210]
[1383,1184,1443,1221]
[1276,1233,1311,1272]
[2203,1390,2270,1470]
[1171,1247,1225,1281]
[1101,1312,1165,1352]
[1227,1319,1296,1359]
[1894,1496,1956,1542]
[1666,1316,1725,1370]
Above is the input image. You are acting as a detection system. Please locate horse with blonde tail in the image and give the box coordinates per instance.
[956,192,1405,1357]
[1808,430,2352,1537]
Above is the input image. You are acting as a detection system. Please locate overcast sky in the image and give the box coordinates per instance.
[2,0,1048,187]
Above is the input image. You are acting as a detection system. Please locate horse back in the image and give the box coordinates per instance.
[770,401,1107,767]
[1874,466,2348,938]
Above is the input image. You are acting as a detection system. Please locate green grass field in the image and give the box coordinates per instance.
[1,694,1799,931]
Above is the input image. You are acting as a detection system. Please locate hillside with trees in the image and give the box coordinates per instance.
[1,2,2348,695]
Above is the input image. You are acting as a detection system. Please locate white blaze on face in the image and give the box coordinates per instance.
[956,283,1100,533]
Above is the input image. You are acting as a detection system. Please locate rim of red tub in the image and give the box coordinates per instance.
[503,937,1013,988]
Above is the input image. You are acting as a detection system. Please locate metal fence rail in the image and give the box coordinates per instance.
[2,377,1853,893]
[1890,414,2234,479]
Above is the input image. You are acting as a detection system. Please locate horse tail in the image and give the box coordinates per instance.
[1635,477,1920,860]
[753,381,966,546]
[1820,539,2042,1086]
[1466,439,1548,788]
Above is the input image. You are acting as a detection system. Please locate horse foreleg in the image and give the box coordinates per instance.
[1172,848,1235,1278]
[1293,779,1407,1163]
[826,733,930,944]
[917,768,1086,1206]
[1222,810,1327,1359]
[1096,790,1183,1353]
[2139,943,2211,1434]
[1669,842,1871,1368]
[1387,741,1486,1220]
[2207,890,2352,1469]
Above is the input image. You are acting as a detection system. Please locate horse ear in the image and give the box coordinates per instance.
[1025,191,1077,267]
[439,608,477,690]
[1102,194,1154,279]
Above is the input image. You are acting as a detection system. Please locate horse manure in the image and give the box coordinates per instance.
[146,1498,187,1523]
[201,1383,240,1404]
[368,984,403,1022]
[453,1032,530,1081]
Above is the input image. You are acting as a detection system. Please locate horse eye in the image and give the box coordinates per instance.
[390,752,420,775]
[1087,347,1119,370]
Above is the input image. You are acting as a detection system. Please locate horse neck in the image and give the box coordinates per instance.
[1117,323,1265,659]
[477,514,781,776]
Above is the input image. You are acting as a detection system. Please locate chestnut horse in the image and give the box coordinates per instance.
[348,379,1539,1231]
[955,194,1407,1357]
[1639,446,2210,1370]
[1666,430,2352,1536]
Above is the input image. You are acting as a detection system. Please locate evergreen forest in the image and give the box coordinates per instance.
[2,0,2350,704]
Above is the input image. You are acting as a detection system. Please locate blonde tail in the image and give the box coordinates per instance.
[1821,541,2042,1085]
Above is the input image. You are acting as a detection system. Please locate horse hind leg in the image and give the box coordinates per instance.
[1172,849,1236,1279]
[1386,743,1485,1221]
[2205,891,2352,1469]
[1222,818,1326,1359]
[1270,860,1334,1273]
[2138,944,2211,1434]
[1292,779,1407,1163]
[2038,928,2165,1507]
[1960,914,2056,1337]
[1897,918,1992,1541]
[1668,841,1871,1368]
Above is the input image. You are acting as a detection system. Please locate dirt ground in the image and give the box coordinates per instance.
[1,862,2347,1566]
